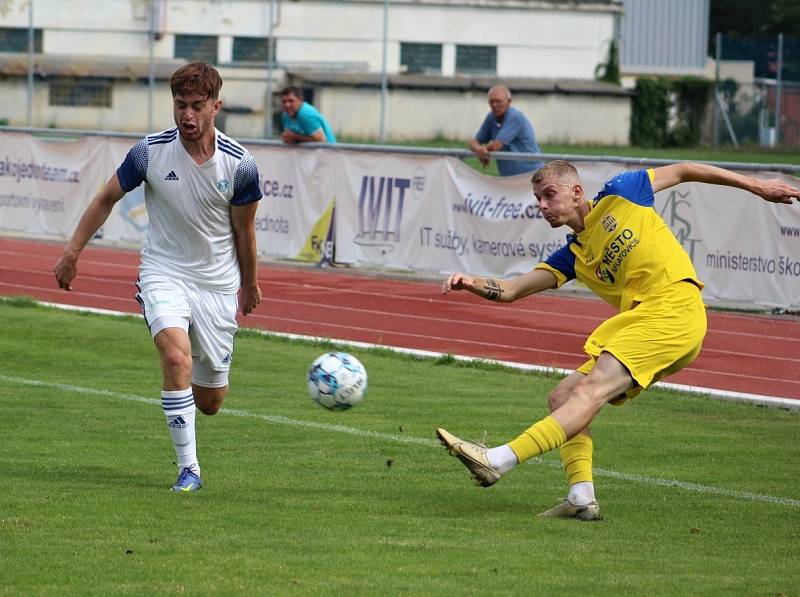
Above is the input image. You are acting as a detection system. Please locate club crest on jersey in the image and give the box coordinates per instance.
[602,214,618,233]
[216,179,230,192]
[595,264,616,284]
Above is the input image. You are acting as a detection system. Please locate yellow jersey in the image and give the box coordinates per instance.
[536,169,702,312]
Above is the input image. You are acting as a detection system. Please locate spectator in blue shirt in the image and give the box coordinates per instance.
[279,86,337,144]
[469,85,543,176]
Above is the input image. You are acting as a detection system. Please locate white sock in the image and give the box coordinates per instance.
[161,388,198,472]
[568,481,596,506]
[486,444,519,474]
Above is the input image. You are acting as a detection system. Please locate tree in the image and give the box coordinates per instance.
[709,0,800,81]
[710,0,800,38]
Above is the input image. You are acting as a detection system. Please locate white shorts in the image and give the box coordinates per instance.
[135,272,239,388]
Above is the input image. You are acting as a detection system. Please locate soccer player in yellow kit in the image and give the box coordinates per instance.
[437,160,799,520]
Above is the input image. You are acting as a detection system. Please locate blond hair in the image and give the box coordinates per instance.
[531,160,579,185]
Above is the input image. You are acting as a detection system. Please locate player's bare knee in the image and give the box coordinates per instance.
[197,401,221,416]
[547,385,571,412]
[161,348,191,378]
[195,394,222,415]
[569,378,608,412]
[194,386,227,415]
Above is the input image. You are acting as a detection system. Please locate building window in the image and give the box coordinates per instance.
[233,36,275,63]
[456,45,497,75]
[400,42,442,74]
[0,27,43,53]
[175,34,218,64]
[49,78,112,108]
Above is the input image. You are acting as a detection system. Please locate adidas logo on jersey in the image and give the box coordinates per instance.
[164,170,179,181]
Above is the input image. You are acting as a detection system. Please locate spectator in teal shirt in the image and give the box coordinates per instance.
[279,86,337,144]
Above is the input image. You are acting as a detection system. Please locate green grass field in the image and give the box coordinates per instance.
[2,300,799,595]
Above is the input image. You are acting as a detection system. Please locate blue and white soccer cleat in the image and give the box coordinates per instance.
[171,467,202,493]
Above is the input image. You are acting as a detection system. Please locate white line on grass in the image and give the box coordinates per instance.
[4,373,799,509]
[1,375,434,447]
[34,300,800,411]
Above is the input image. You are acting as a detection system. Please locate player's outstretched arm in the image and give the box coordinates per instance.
[53,173,126,291]
[441,268,556,302]
[651,162,800,204]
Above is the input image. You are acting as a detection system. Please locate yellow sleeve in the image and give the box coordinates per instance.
[535,262,569,288]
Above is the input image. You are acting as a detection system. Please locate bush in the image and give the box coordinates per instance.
[630,77,671,147]
[670,77,714,146]
[630,76,714,147]
[595,40,621,85]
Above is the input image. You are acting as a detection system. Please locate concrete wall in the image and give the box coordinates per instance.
[316,85,630,144]
[0,75,630,144]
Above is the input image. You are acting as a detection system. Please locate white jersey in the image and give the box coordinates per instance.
[117,127,262,293]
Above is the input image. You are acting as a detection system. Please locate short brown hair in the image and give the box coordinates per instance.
[170,62,222,99]
[280,86,303,99]
[531,160,579,185]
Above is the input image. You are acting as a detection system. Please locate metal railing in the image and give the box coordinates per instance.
[3,125,799,175]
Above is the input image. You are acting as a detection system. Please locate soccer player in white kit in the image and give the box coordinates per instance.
[54,62,263,492]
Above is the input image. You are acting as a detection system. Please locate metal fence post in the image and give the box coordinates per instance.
[265,0,276,138]
[147,0,156,132]
[379,0,388,142]
[27,0,34,127]
[775,32,783,146]
[713,32,721,147]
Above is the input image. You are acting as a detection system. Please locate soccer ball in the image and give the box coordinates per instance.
[307,352,368,411]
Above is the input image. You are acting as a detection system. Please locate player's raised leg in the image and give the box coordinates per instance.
[437,353,631,520]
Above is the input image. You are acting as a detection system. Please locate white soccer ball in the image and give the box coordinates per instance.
[307,351,368,411]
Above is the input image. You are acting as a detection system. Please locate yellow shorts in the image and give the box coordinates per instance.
[576,281,707,404]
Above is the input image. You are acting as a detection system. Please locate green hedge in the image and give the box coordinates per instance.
[630,76,714,147]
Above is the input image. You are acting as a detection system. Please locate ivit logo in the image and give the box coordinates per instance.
[355,175,411,252]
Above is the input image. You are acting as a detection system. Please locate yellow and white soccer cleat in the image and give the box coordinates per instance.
[538,498,601,521]
[436,427,502,488]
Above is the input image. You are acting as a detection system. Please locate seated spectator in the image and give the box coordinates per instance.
[279,86,337,144]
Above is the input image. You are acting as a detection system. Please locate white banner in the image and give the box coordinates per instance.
[247,145,337,262]
[652,176,800,309]
[333,152,569,275]
[0,131,112,238]
[1,130,799,309]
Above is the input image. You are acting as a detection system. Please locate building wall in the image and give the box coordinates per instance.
[620,0,709,75]
[0,68,274,133]
[0,75,630,144]
[0,0,628,141]
[2,0,619,78]
[316,86,630,144]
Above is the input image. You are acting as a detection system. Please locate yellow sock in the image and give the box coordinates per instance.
[560,433,593,485]
[507,415,567,463]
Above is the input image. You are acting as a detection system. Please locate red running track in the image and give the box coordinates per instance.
[2,236,799,401]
